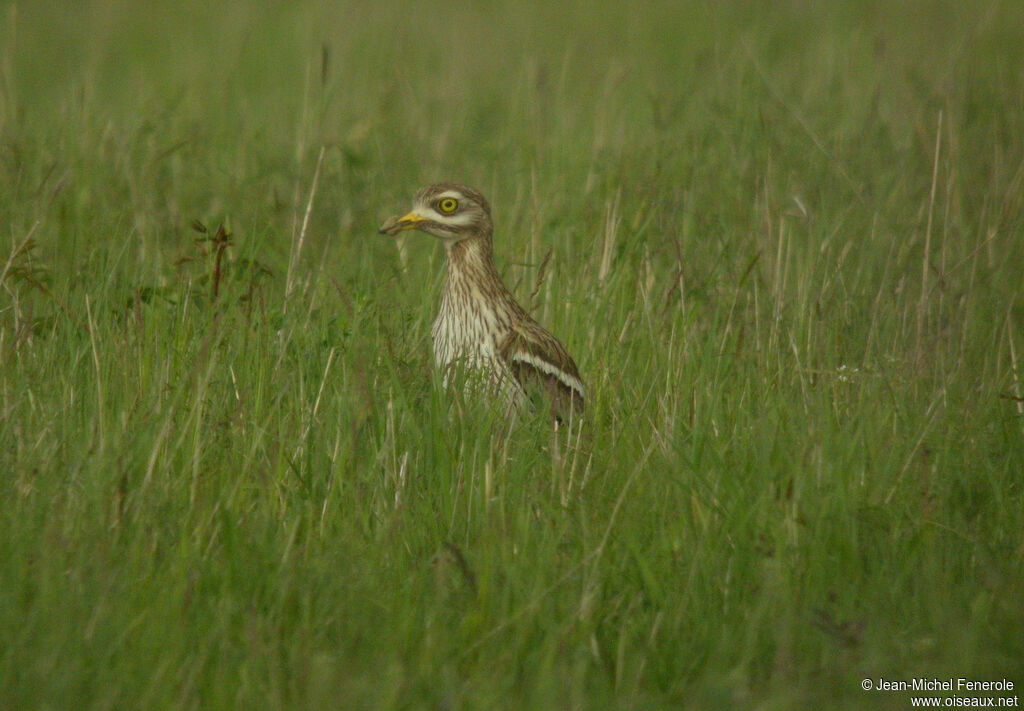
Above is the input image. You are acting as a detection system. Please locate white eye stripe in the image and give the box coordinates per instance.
[436,211,476,226]
[415,203,476,225]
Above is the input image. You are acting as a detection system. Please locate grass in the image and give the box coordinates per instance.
[2,0,1023,708]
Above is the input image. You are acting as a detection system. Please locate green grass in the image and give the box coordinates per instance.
[2,1,1023,708]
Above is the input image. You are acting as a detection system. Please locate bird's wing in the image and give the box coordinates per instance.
[499,323,585,421]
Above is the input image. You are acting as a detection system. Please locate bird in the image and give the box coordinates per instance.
[379,183,584,422]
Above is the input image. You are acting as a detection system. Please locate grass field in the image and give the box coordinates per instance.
[2,1,1023,708]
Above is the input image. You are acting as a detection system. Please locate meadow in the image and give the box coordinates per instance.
[2,1,1023,708]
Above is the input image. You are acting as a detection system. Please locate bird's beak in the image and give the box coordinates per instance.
[378,211,425,236]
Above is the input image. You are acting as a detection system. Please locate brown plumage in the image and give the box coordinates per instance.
[379,183,584,421]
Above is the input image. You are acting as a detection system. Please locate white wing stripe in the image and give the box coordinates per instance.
[509,351,585,398]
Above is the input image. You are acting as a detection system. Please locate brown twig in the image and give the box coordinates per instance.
[529,247,552,314]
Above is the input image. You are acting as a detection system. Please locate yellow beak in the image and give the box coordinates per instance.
[379,211,426,236]
[396,211,425,229]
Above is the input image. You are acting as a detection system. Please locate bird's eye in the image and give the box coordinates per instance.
[437,197,459,214]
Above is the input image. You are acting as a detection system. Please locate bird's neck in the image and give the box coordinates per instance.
[433,233,506,369]
[435,232,525,342]
[443,233,503,287]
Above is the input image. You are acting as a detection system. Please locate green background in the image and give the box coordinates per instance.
[2,1,1022,708]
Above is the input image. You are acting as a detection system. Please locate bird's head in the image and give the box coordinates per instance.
[379,183,492,243]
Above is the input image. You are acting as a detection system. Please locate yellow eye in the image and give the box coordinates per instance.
[437,197,459,214]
